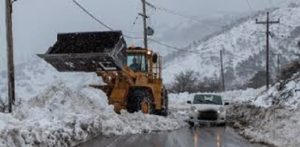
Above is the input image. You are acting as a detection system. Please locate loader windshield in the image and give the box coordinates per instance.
[127,55,147,72]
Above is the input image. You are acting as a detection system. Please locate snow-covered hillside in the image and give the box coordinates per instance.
[163,0,300,89]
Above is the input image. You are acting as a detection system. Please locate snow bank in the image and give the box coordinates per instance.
[254,78,300,109]
[167,89,265,121]
[169,87,265,106]
[0,83,106,147]
[0,82,185,147]
[228,103,300,147]
[0,58,185,147]
[226,73,300,146]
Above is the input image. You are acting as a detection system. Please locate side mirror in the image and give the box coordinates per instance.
[224,102,229,106]
[187,101,192,104]
[152,53,158,63]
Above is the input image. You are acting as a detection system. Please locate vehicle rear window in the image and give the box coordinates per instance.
[193,95,223,105]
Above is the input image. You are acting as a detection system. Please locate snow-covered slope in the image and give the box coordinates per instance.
[224,69,300,146]
[226,73,300,146]
[163,1,300,88]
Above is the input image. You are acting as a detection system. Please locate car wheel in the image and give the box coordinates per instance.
[218,122,226,127]
[188,121,194,127]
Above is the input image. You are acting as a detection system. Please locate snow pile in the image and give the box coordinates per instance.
[167,89,266,121]
[169,87,265,106]
[221,88,265,104]
[0,58,185,147]
[0,83,185,146]
[254,78,300,109]
[226,74,300,146]
[0,83,106,147]
[169,92,193,105]
[0,58,102,104]
[168,93,194,121]
[228,103,300,147]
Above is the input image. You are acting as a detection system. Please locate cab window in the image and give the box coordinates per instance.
[127,55,147,72]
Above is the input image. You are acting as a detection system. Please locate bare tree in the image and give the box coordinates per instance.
[169,70,199,93]
[169,70,220,93]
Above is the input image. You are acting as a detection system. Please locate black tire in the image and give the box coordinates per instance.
[188,121,195,127]
[126,88,154,113]
[154,89,169,116]
[218,122,226,127]
[163,89,169,115]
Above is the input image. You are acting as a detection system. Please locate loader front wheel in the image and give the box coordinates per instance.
[141,98,151,113]
[127,88,154,114]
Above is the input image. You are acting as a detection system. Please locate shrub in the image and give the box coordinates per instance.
[168,70,199,93]
[280,60,300,81]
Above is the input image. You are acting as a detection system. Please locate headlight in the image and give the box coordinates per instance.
[108,76,112,81]
[113,72,118,76]
[218,107,225,113]
[191,106,196,111]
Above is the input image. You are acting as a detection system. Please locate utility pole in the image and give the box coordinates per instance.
[141,0,148,49]
[5,0,15,113]
[256,12,280,89]
[220,50,225,92]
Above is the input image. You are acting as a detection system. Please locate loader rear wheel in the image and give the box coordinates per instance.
[163,89,169,116]
[156,89,169,116]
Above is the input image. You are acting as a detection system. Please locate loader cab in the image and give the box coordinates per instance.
[126,47,147,72]
[126,47,162,79]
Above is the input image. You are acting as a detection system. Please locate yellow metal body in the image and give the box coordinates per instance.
[95,47,166,114]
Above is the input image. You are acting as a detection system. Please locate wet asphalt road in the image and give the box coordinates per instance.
[78,127,266,147]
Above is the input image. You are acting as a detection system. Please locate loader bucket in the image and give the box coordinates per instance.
[38,31,127,72]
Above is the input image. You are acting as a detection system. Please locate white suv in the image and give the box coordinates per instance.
[187,94,228,127]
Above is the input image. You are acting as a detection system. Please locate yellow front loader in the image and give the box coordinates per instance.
[38,31,168,115]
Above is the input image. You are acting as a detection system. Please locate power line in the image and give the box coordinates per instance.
[72,0,113,31]
[71,0,176,45]
[145,1,202,23]
[149,39,219,56]
[72,0,141,40]
[149,39,203,54]
[245,0,255,13]
[71,0,244,60]
[157,7,202,23]
[149,39,184,51]
[71,0,212,64]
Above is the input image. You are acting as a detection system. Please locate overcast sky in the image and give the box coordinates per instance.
[0,0,285,65]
